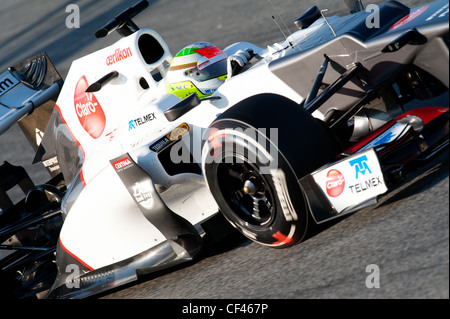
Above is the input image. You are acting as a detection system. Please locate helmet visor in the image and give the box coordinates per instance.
[184,60,227,82]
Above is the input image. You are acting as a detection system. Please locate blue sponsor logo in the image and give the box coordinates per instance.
[349,155,372,179]
[128,120,136,131]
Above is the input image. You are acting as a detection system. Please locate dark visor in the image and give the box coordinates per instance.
[184,60,227,82]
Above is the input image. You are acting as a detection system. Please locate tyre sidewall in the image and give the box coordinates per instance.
[202,123,309,247]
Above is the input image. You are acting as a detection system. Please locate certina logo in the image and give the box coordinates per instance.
[74,76,106,139]
[113,158,132,170]
[106,47,132,66]
[0,71,20,97]
[326,169,345,197]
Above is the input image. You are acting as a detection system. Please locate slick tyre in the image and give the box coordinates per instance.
[202,94,340,247]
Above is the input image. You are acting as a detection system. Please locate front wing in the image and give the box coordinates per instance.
[300,106,448,224]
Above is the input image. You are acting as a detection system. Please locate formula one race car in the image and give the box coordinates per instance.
[0,0,448,298]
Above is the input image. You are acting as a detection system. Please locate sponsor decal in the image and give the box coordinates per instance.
[348,176,383,194]
[0,71,20,97]
[349,155,372,179]
[106,47,133,66]
[359,122,409,152]
[42,156,60,172]
[313,149,387,214]
[74,76,106,139]
[132,181,154,209]
[167,123,189,141]
[128,113,156,131]
[389,5,429,31]
[171,81,195,92]
[112,157,132,171]
[271,169,298,222]
[347,155,384,195]
[150,136,170,152]
[426,3,449,21]
[149,123,190,153]
[326,169,345,197]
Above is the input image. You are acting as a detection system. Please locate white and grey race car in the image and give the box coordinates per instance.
[0,0,448,298]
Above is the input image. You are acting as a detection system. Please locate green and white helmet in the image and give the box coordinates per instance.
[166,42,228,99]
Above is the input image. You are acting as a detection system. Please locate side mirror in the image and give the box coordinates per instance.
[164,93,201,122]
[95,0,149,38]
[343,0,364,14]
[294,6,321,30]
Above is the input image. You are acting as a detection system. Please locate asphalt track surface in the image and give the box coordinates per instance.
[0,0,448,302]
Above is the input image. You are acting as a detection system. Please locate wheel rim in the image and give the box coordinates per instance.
[217,154,276,227]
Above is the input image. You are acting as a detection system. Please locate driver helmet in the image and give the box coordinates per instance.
[166,42,228,99]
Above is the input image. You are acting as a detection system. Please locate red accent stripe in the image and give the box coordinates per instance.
[59,237,94,271]
[272,231,293,246]
[55,104,86,186]
[345,107,448,154]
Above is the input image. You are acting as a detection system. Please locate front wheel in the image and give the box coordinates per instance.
[202,94,340,247]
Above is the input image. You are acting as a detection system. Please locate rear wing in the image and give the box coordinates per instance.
[1,53,62,178]
[0,53,62,147]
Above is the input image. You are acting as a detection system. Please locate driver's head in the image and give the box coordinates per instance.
[166,42,228,99]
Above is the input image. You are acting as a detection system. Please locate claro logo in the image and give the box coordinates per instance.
[326,169,345,197]
[74,75,106,139]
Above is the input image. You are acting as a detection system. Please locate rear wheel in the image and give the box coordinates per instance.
[202,94,340,247]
